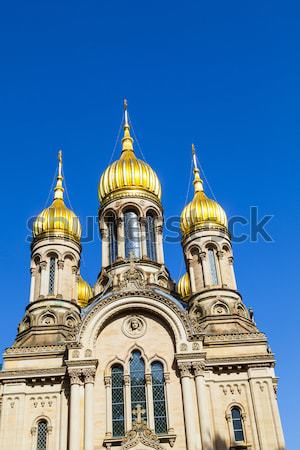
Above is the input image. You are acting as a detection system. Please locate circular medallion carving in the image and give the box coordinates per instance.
[122,315,146,338]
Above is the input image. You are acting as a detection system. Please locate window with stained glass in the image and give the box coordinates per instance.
[208,248,218,285]
[124,211,141,259]
[111,365,125,437]
[48,256,56,294]
[36,419,48,450]
[231,407,245,442]
[146,212,157,261]
[151,361,167,435]
[130,351,147,423]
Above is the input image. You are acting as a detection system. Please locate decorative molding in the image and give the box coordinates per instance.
[5,344,66,355]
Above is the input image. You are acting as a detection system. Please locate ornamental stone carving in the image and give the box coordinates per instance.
[83,368,96,384]
[193,362,205,376]
[120,260,146,290]
[69,369,82,385]
[178,362,192,377]
[122,315,146,338]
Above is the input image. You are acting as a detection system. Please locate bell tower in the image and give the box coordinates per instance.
[178,145,255,334]
[95,101,173,294]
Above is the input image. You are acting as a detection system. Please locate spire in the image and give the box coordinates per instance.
[54,150,65,200]
[191,144,204,193]
[121,98,134,155]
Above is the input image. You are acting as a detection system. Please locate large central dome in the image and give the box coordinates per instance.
[98,106,161,205]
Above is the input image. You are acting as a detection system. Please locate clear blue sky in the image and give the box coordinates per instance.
[0,0,299,447]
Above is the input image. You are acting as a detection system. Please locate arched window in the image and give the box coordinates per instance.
[208,248,218,285]
[111,365,125,437]
[130,351,147,423]
[124,210,141,259]
[36,419,48,450]
[106,212,117,264]
[151,361,167,434]
[231,407,245,442]
[48,256,56,294]
[146,212,157,261]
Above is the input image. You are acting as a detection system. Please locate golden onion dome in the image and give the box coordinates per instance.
[180,145,227,237]
[77,276,93,308]
[33,151,81,241]
[98,101,161,205]
[178,272,191,301]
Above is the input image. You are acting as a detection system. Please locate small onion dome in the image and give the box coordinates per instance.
[98,101,161,205]
[178,272,191,301]
[180,145,227,237]
[77,276,93,308]
[33,151,81,242]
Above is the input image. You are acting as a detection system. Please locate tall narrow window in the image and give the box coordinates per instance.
[130,351,147,423]
[36,419,48,450]
[106,212,117,264]
[48,256,56,294]
[151,362,167,434]
[111,365,125,437]
[208,248,218,285]
[146,212,157,261]
[124,211,141,259]
[231,407,245,442]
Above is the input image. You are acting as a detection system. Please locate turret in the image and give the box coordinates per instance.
[178,145,255,334]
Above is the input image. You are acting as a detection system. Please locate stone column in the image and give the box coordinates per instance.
[248,377,267,450]
[155,224,164,264]
[193,362,213,450]
[39,260,48,296]
[117,218,125,259]
[178,362,198,450]
[199,252,208,287]
[104,376,112,438]
[164,372,174,433]
[100,227,109,267]
[228,256,237,290]
[140,218,148,259]
[71,266,78,301]
[145,373,155,430]
[69,369,82,450]
[124,374,132,431]
[83,368,96,450]
[29,267,36,303]
[187,258,196,294]
[56,260,64,297]
[216,251,225,286]
[266,380,285,449]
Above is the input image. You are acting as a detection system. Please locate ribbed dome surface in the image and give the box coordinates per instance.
[178,272,191,300]
[180,190,227,236]
[98,113,161,205]
[99,153,161,204]
[33,151,81,242]
[33,198,81,241]
[77,276,93,308]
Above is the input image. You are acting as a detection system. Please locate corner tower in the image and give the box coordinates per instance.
[95,101,173,294]
[16,151,92,346]
[178,145,255,334]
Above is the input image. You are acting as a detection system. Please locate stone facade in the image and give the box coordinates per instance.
[0,107,285,450]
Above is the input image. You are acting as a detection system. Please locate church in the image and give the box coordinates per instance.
[0,102,285,450]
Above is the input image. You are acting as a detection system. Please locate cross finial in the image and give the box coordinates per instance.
[132,404,146,424]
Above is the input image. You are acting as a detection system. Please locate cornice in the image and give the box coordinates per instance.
[0,367,66,382]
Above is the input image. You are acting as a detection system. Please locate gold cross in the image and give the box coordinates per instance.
[132,404,146,424]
